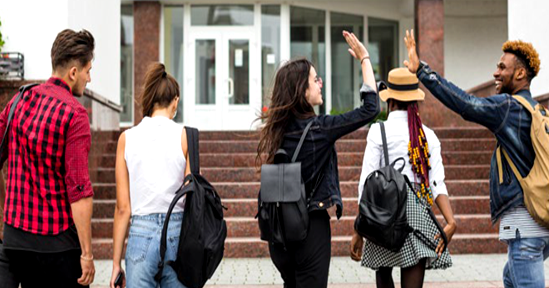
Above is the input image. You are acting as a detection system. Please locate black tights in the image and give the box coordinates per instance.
[375,258,427,288]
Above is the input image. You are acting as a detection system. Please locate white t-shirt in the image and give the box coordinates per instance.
[124,116,187,215]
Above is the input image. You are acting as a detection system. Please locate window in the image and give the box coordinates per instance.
[368,17,398,83]
[120,4,133,123]
[195,40,216,105]
[261,5,281,109]
[164,6,184,122]
[330,12,363,114]
[290,6,326,114]
[191,5,254,26]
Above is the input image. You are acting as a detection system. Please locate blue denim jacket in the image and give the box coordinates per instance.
[280,84,380,219]
[417,63,537,223]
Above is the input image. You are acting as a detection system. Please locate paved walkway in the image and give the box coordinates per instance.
[92,254,549,288]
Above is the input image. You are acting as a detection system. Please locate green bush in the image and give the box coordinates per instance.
[369,109,388,126]
[0,18,5,51]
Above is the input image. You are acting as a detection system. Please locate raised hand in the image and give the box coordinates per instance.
[403,29,420,74]
[343,30,368,61]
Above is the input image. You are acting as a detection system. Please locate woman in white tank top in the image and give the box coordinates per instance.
[110,63,190,288]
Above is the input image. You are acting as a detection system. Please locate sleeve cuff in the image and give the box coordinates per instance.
[68,181,94,203]
[431,180,448,200]
[360,83,376,94]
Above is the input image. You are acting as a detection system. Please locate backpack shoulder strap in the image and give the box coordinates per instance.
[0,84,38,155]
[512,95,536,113]
[185,126,200,174]
[404,175,448,253]
[379,122,389,167]
[500,146,523,181]
[155,184,192,282]
[291,120,314,163]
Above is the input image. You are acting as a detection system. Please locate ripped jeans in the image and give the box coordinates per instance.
[503,230,549,288]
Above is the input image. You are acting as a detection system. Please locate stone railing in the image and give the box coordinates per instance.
[466,79,549,109]
[466,79,495,98]
[535,93,549,109]
[0,79,121,131]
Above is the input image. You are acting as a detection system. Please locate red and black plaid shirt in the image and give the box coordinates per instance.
[0,77,93,235]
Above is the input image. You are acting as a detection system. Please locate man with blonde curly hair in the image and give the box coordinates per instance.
[403,30,548,288]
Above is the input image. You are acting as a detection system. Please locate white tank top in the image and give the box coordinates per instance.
[124,116,186,215]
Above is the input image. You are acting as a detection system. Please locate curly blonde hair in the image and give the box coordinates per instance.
[502,40,540,79]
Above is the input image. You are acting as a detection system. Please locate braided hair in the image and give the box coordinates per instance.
[406,102,433,205]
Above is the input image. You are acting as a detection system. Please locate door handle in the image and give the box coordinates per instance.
[228,78,234,99]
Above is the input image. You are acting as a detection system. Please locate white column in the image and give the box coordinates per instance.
[325,11,332,114]
[508,0,549,97]
[280,4,291,64]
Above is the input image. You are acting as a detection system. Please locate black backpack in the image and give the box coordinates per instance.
[355,122,448,253]
[256,120,313,245]
[155,127,227,288]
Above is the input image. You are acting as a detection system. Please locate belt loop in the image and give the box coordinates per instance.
[515,228,521,240]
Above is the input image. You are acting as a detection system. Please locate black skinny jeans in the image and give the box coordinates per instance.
[269,210,331,288]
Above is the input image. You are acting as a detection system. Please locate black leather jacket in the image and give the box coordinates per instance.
[280,84,379,219]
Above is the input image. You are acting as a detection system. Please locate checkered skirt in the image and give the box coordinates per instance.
[360,186,452,270]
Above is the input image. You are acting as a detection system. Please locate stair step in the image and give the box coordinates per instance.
[198,127,492,141]
[91,233,505,259]
[198,139,496,153]
[93,196,492,219]
[91,131,121,142]
[91,151,494,171]
[92,179,490,200]
[93,214,497,239]
[197,165,490,183]
[199,151,493,168]
[220,234,506,258]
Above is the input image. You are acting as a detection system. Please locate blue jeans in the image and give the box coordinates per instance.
[126,213,187,288]
[503,231,549,288]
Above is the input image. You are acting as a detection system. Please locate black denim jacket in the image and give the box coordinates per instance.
[280,84,379,219]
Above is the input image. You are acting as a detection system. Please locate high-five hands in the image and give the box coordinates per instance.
[343,30,369,61]
[403,29,420,74]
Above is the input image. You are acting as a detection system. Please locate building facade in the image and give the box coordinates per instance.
[1,0,548,130]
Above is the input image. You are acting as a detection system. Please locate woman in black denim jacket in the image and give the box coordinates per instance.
[256,31,379,288]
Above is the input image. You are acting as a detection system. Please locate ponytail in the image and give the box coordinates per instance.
[141,63,180,117]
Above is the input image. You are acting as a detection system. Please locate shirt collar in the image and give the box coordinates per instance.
[387,110,408,121]
[516,89,531,98]
[47,77,72,94]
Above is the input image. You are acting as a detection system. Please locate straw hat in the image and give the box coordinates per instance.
[379,68,425,102]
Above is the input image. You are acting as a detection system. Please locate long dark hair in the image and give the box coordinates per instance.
[140,63,180,117]
[256,58,317,167]
[389,99,433,205]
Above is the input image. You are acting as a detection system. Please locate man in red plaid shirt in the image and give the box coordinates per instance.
[0,29,95,287]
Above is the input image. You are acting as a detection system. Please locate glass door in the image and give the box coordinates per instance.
[186,28,258,130]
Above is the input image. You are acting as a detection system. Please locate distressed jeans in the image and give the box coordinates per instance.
[125,213,187,288]
[503,231,549,288]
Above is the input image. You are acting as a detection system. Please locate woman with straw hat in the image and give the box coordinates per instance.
[350,68,456,288]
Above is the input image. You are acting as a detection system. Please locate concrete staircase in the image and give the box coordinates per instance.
[90,126,506,259]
